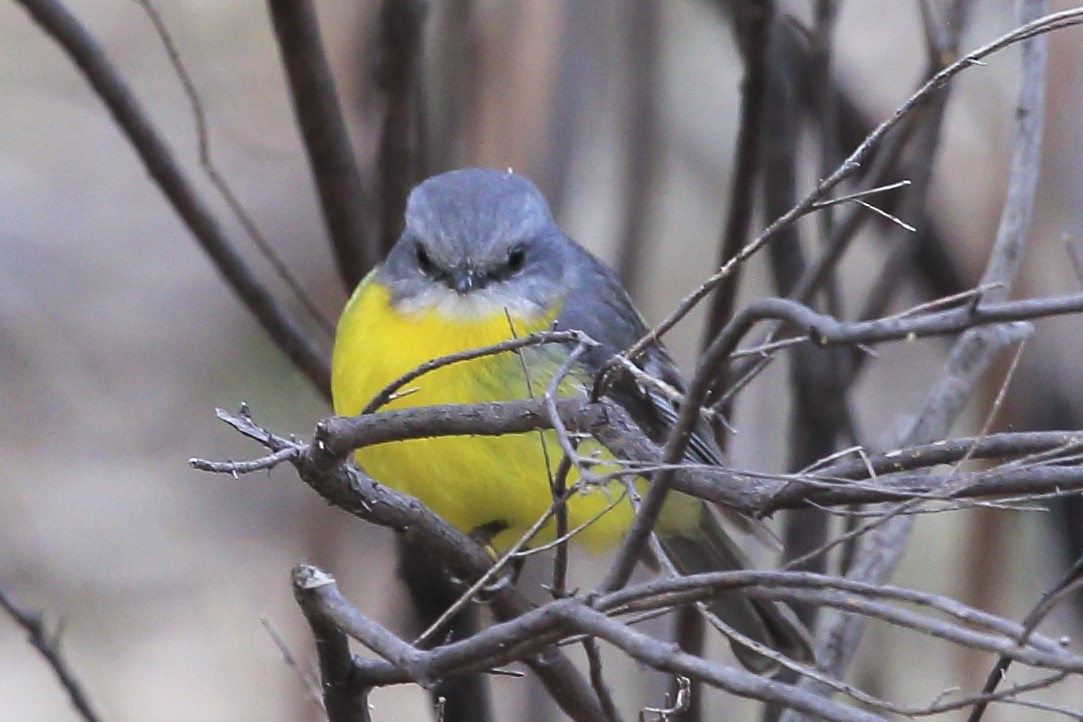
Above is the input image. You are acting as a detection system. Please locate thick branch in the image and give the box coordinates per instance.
[292,567,372,722]
[194,395,1083,518]
[237,416,608,722]
[289,560,1083,720]
[291,564,891,722]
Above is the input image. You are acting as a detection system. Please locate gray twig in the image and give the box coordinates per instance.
[0,586,104,722]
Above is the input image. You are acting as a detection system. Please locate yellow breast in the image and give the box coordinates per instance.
[330,274,646,551]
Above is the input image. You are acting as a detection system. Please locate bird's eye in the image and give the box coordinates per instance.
[507,246,526,273]
[415,245,434,275]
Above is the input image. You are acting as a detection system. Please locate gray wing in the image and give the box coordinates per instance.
[556,241,810,669]
[555,240,723,466]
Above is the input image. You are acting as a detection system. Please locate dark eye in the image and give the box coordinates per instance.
[415,244,434,275]
[507,246,526,273]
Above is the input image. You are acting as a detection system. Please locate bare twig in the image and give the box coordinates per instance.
[783,5,1053,713]
[322,556,1083,717]
[641,675,690,721]
[133,0,335,336]
[361,329,589,414]
[623,6,1083,364]
[198,399,1083,719]
[583,637,622,722]
[259,614,325,708]
[615,0,662,293]
[601,280,1075,593]
[0,585,104,722]
[967,554,1083,722]
[189,446,299,475]
[977,0,1049,306]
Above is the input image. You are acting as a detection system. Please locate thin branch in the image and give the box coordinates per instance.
[785,6,1053,710]
[198,407,607,721]
[189,446,299,475]
[323,566,1083,683]
[258,614,325,709]
[807,180,912,210]
[641,676,690,721]
[133,0,335,336]
[361,329,589,414]
[600,281,1069,592]
[312,463,607,719]
[787,326,1029,699]
[13,0,332,396]
[967,554,1083,722]
[583,637,622,722]
[199,406,1083,718]
[620,5,1083,362]
[198,383,1083,534]
[604,572,1072,659]
[0,585,104,722]
[615,0,662,292]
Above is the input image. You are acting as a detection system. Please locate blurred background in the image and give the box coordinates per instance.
[3,1,1083,720]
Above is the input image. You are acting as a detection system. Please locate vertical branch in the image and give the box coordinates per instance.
[703,0,774,347]
[959,0,1048,691]
[977,0,1047,303]
[966,553,1083,722]
[759,18,838,627]
[375,0,429,256]
[760,19,806,300]
[396,538,494,722]
[615,0,662,291]
[781,0,1050,715]
[134,0,337,337]
[293,567,373,722]
[849,4,968,331]
[269,0,378,290]
[381,10,492,718]
[810,0,842,318]
[670,607,705,722]
[583,638,622,722]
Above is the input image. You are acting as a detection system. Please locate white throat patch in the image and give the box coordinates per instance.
[395,283,548,321]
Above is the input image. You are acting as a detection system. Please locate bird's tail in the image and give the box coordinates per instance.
[657,507,813,673]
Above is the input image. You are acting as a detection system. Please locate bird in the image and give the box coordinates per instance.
[331,167,810,671]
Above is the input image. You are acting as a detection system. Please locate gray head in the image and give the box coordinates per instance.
[380,168,574,318]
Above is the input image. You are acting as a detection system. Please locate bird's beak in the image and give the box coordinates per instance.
[451,268,475,294]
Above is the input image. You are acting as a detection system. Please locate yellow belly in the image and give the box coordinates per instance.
[331,275,696,551]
